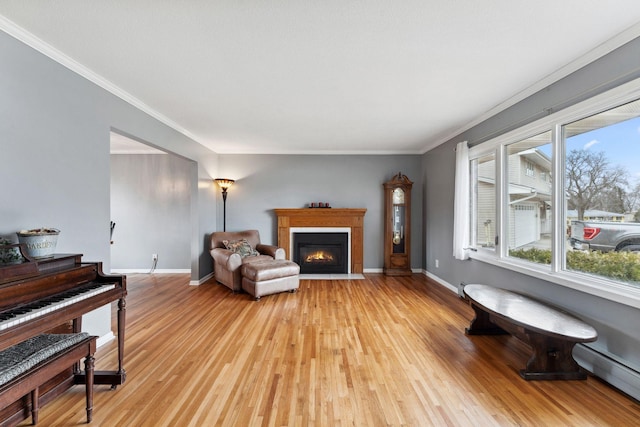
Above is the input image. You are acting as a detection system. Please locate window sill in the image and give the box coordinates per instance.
[468,250,640,309]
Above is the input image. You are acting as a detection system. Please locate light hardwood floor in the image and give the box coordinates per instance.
[31,273,640,426]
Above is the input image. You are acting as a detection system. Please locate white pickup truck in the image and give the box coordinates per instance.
[570,220,640,252]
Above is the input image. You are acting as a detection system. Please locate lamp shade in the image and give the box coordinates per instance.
[214,178,235,190]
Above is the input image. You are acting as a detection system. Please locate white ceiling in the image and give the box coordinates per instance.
[2,1,640,155]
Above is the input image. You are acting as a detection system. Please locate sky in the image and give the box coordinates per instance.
[566,115,640,185]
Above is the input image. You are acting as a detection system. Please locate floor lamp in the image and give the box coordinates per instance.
[215,178,234,231]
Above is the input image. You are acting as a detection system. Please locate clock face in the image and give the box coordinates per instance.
[392,188,405,204]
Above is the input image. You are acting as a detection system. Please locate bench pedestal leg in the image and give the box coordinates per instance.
[520,333,587,380]
[465,304,509,335]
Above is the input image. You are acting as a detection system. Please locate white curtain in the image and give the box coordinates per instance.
[453,141,470,260]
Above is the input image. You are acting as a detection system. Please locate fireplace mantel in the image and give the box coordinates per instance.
[274,208,366,274]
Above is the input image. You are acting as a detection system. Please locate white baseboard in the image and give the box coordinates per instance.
[424,270,459,294]
[96,331,115,348]
[190,272,214,286]
[110,268,190,274]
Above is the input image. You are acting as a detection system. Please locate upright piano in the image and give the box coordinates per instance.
[0,245,126,423]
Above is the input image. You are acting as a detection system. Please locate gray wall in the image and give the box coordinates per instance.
[423,37,640,398]
[0,32,218,338]
[217,154,423,270]
[111,153,193,270]
[4,21,640,398]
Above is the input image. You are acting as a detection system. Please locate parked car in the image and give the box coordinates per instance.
[570,220,640,252]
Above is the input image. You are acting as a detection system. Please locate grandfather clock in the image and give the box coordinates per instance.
[383,172,413,276]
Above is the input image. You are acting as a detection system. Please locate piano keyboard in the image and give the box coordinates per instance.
[0,282,116,331]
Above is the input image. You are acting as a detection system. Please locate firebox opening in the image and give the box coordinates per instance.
[293,232,348,274]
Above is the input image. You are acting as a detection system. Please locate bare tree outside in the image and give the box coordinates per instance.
[566,149,628,220]
[597,185,628,214]
[627,181,640,221]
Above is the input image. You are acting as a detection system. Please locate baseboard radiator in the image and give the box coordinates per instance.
[574,344,640,401]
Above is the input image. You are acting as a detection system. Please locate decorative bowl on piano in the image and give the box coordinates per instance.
[0,238,22,264]
[16,228,60,258]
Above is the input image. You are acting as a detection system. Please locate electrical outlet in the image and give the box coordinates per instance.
[435,259,439,268]
[152,253,158,261]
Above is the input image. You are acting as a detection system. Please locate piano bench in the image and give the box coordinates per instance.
[0,333,97,424]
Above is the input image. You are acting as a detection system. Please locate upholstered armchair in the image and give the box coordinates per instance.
[210,229,285,292]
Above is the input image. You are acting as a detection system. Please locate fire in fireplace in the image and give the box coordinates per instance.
[293,232,348,274]
[304,250,334,263]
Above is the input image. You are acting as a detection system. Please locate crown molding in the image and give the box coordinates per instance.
[421,22,640,154]
[4,15,639,157]
[0,16,207,151]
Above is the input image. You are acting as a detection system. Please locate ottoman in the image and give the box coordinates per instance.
[241,260,300,301]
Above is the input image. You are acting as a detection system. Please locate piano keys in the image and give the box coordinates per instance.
[0,281,116,330]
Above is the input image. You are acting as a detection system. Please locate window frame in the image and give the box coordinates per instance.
[470,151,497,250]
[466,77,640,309]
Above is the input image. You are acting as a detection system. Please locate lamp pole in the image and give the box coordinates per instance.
[221,187,229,231]
[215,178,235,232]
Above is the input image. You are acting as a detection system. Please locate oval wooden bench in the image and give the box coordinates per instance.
[463,284,597,380]
[0,333,96,424]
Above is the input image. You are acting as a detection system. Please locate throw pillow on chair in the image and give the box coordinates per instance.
[222,239,259,257]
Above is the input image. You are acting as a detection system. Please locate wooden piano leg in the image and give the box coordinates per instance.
[85,354,95,423]
[73,317,83,374]
[75,297,127,388]
[73,316,82,333]
[113,296,126,389]
[31,387,39,424]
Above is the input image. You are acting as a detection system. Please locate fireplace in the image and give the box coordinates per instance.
[293,232,349,274]
[274,208,366,274]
